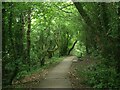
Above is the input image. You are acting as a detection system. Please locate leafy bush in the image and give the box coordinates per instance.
[16,70,28,80]
[84,63,120,88]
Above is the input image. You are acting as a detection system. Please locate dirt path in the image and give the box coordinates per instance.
[34,56,75,88]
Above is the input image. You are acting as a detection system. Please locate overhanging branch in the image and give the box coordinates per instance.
[68,40,78,55]
[73,2,96,30]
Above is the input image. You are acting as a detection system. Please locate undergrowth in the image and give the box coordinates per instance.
[78,56,120,88]
[14,56,64,84]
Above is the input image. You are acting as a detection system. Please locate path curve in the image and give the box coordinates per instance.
[38,56,75,88]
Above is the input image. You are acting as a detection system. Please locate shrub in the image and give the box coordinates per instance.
[84,63,120,88]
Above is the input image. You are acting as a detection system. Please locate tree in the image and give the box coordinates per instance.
[26,7,31,70]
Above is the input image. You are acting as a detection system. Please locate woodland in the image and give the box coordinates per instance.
[2,2,120,88]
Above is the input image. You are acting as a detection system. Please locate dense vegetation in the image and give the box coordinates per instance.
[2,2,120,88]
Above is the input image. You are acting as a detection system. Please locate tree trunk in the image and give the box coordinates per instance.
[68,40,77,55]
[7,3,19,85]
[40,56,45,66]
[116,4,120,73]
[19,13,26,64]
[27,8,31,70]
[101,3,109,32]
[9,63,18,85]
[73,2,96,31]
[2,7,5,58]
[2,5,6,77]
[48,52,53,58]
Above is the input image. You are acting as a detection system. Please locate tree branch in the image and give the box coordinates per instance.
[54,4,73,14]
[68,40,77,55]
[73,2,96,30]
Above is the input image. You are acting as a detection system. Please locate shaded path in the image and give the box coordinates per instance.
[38,56,75,88]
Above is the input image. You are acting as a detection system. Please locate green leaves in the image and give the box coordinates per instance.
[3,2,120,88]
[85,63,119,88]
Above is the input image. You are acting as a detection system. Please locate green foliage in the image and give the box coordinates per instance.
[71,41,86,57]
[73,2,120,88]
[16,70,28,80]
[84,63,120,88]
[2,2,120,88]
[16,56,64,80]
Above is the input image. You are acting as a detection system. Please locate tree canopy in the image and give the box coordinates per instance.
[2,2,120,88]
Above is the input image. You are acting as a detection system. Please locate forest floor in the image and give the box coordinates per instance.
[11,55,96,88]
